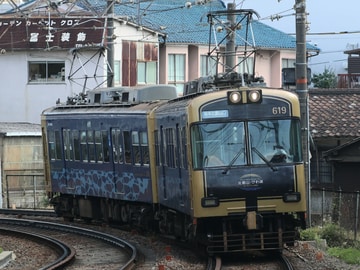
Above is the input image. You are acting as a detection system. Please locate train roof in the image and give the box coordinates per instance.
[42,99,169,116]
[42,85,178,116]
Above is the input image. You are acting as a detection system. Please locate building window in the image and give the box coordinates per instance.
[168,54,185,96]
[238,57,254,75]
[200,55,217,77]
[28,61,65,83]
[114,60,121,85]
[282,58,296,69]
[137,61,157,84]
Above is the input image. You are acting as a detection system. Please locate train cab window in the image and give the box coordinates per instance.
[80,131,88,162]
[123,131,132,164]
[191,122,246,169]
[248,119,302,165]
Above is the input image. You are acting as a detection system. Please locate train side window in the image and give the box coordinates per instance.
[87,130,95,162]
[72,130,80,161]
[95,130,109,163]
[54,130,62,160]
[48,130,56,160]
[111,129,118,163]
[63,129,71,161]
[95,131,103,162]
[80,131,88,162]
[140,131,149,165]
[123,131,132,164]
[154,130,161,166]
[165,128,175,168]
[181,127,187,169]
[102,131,110,162]
[175,125,180,168]
[111,129,123,164]
[132,131,140,165]
[160,126,166,166]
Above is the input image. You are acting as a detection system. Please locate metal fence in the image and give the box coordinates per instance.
[4,173,48,209]
[310,188,360,240]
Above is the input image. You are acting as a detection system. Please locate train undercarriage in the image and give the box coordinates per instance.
[50,194,304,254]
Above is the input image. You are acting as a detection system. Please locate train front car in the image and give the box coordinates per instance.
[188,88,306,253]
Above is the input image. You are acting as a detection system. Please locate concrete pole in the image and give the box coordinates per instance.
[295,0,311,227]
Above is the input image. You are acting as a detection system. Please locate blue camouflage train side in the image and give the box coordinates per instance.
[45,110,155,204]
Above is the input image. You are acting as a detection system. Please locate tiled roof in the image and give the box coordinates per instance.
[88,0,318,51]
[0,122,41,136]
[309,89,360,139]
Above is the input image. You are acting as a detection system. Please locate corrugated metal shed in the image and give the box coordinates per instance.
[0,122,41,137]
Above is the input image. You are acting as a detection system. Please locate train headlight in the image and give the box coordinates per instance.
[201,197,219,207]
[228,91,242,104]
[247,90,262,103]
[227,90,262,105]
[283,192,301,202]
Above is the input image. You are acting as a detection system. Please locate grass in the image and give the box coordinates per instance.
[327,247,360,264]
[300,224,360,265]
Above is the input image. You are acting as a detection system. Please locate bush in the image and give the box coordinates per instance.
[300,227,321,241]
[320,224,346,247]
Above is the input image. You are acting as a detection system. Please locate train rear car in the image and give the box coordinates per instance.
[154,87,306,253]
[42,85,177,223]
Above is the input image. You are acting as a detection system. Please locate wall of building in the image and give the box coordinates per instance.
[0,50,106,124]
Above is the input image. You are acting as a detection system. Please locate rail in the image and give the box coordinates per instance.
[0,218,137,269]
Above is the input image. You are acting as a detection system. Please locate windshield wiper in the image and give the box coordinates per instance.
[252,147,277,172]
[222,148,244,174]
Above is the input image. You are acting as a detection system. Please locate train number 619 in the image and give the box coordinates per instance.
[272,106,287,115]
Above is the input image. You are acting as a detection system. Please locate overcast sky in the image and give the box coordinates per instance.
[222,0,360,74]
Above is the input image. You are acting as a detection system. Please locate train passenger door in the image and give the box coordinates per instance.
[157,124,187,211]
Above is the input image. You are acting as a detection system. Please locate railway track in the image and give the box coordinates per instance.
[0,227,75,269]
[0,210,299,269]
[0,217,137,269]
[0,208,57,217]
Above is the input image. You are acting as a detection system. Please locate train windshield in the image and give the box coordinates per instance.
[191,119,302,169]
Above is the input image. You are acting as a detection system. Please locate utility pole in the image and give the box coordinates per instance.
[107,0,114,87]
[225,3,235,72]
[295,0,311,227]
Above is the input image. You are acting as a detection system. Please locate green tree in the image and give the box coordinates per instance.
[312,68,337,88]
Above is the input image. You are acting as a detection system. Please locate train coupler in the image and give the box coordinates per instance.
[244,211,263,230]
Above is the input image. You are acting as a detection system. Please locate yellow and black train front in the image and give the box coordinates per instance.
[188,88,306,253]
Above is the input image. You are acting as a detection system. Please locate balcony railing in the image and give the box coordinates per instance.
[337,73,360,88]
